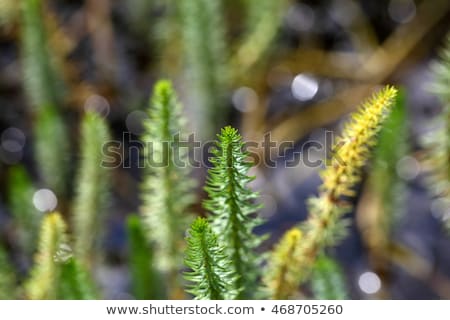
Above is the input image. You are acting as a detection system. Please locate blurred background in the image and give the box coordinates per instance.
[0,0,450,299]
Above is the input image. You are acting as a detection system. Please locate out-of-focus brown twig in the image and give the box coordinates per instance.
[389,243,450,299]
[85,0,117,83]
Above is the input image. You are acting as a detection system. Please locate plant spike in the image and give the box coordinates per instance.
[422,33,450,232]
[0,245,16,299]
[204,126,264,299]
[140,80,195,295]
[21,0,62,108]
[7,165,42,256]
[26,212,69,300]
[127,215,165,300]
[273,86,397,299]
[264,228,303,300]
[21,0,69,195]
[178,0,227,140]
[184,218,236,300]
[72,111,111,267]
[311,255,348,300]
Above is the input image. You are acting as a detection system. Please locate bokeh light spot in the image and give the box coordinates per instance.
[1,127,26,152]
[396,155,420,181]
[32,188,58,212]
[291,74,319,101]
[358,271,381,294]
[232,87,258,113]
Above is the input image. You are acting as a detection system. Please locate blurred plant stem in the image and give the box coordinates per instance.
[72,111,111,268]
[21,0,70,196]
[0,244,16,299]
[178,0,228,140]
[140,80,195,298]
[127,215,166,300]
[7,166,41,257]
[85,0,117,83]
[26,212,68,299]
[356,90,408,298]
[311,255,348,300]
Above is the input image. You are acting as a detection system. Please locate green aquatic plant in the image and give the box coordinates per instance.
[72,111,111,267]
[266,86,397,299]
[184,217,235,300]
[140,80,195,294]
[203,126,264,299]
[264,228,303,299]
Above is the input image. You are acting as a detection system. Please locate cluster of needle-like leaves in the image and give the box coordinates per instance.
[203,126,264,299]
[140,80,195,291]
[184,218,235,300]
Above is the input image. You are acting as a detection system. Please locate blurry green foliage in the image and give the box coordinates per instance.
[178,0,227,140]
[7,166,41,256]
[184,217,236,300]
[58,259,97,300]
[127,215,165,300]
[423,34,450,232]
[72,111,111,267]
[140,80,195,294]
[370,90,408,232]
[311,256,348,300]
[26,212,69,299]
[203,126,265,299]
[21,0,69,195]
[0,245,15,299]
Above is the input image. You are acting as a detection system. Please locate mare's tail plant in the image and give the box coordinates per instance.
[203,126,265,299]
[21,0,69,195]
[422,33,450,232]
[127,215,165,299]
[184,218,236,300]
[72,111,111,267]
[26,212,96,299]
[178,0,227,140]
[263,228,303,299]
[25,212,68,299]
[311,256,348,300]
[140,80,195,295]
[265,86,397,299]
